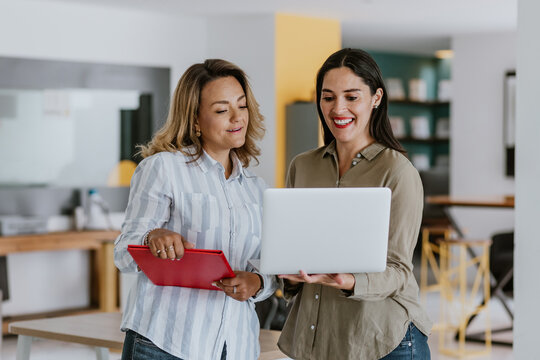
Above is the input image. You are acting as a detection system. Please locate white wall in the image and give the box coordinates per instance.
[450,33,516,239]
[514,0,540,356]
[206,15,277,187]
[0,0,206,92]
[0,0,207,315]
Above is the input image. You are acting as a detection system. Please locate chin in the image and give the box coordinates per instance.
[232,140,246,149]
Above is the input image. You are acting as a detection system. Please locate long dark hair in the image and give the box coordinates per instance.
[316,48,405,153]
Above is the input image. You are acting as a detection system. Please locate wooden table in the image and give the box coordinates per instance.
[0,230,121,333]
[426,195,514,208]
[9,312,288,360]
[426,195,514,345]
[426,195,514,238]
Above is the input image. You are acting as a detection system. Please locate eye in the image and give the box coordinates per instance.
[239,105,248,110]
[216,109,227,114]
[322,96,334,102]
[346,96,358,101]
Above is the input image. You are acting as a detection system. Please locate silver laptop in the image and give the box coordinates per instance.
[249,187,391,275]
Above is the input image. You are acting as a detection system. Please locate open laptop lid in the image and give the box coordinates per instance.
[253,187,391,275]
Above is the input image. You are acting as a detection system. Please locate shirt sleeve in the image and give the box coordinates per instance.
[348,162,423,301]
[248,272,279,303]
[114,154,172,273]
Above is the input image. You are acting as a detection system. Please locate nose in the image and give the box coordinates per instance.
[332,97,347,114]
[230,107,244,123]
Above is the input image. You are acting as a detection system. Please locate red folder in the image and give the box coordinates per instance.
[127,245,235,290]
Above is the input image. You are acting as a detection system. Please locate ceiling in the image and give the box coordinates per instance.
[30,0,518,55]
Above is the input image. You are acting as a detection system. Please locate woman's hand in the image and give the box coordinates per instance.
[279,270,356,291]
[147,228,195,260]
[213,271,262,301]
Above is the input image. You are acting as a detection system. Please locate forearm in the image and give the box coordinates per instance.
[347,259,413,301]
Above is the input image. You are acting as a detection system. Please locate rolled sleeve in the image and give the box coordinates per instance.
[114,155,172,273]
[250,272,279,303]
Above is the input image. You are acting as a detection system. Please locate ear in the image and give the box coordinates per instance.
[373,88,383,107]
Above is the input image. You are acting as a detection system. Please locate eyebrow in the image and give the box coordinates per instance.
[211,94,246,106]
[322,88,362,93]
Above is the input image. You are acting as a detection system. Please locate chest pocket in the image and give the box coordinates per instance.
[242,202,263,238]
[179,192,220,232]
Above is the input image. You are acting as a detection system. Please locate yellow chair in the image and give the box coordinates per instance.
[107,160,137,186]
[438,237,492,358]
[420,226,453,303]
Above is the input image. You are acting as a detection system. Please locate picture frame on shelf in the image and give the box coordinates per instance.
[408,78,427,101]
[411,153,430,171]
[435,118,450,138]
[438,79,452,102]
[389,116,406,138]
[386,78,405,100]
[410,116,430,139]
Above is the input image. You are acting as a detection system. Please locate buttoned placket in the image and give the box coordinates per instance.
[306,284,323,353]
[213,164,238,359]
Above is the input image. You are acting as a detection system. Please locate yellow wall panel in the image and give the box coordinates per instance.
[275,14,341,187]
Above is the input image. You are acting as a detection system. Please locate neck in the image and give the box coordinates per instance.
[204,148,233,179]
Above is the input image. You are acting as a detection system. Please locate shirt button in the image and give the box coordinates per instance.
[315,294,319,300]
[352,161,358,166]
[408,342,412,347]
[356,153,362,158]
[310,325,315,330]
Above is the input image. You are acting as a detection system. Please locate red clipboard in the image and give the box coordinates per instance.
[127,245,235,290]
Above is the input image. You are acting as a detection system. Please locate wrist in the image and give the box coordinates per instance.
[252,273,264,298]
[142,228,158,246]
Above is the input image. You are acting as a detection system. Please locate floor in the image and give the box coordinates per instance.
[0,290,514,360]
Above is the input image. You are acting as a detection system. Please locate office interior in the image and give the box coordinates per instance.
[0,0,539,359]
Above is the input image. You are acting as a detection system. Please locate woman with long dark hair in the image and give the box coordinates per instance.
[278,48,432,359]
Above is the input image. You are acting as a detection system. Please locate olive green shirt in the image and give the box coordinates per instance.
[277,141,432,360]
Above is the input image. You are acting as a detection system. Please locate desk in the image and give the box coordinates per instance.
[426,195,514,346]
[0,231,121,333]
[9,312,287,360]
[426,195,514,238]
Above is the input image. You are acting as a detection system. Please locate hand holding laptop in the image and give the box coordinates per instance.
[279,270,356,291]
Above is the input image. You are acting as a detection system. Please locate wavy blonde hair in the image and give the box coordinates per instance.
[139,59,265,167]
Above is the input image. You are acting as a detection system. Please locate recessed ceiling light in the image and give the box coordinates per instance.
[435,50,454,59]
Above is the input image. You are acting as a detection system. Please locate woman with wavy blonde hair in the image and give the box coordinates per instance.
[140,59,265,167]
[115,59,277,360]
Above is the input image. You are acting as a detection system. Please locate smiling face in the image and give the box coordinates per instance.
[196,76,248,161]
[320,67,382,150]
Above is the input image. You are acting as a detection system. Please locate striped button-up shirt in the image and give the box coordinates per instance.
[114,148,277,360]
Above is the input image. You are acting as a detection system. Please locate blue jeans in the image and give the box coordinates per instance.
[121,330,227,360]
[380,323,431,360]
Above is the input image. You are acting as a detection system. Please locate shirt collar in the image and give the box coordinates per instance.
[322,140,386,161]
[190,146,245,183]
